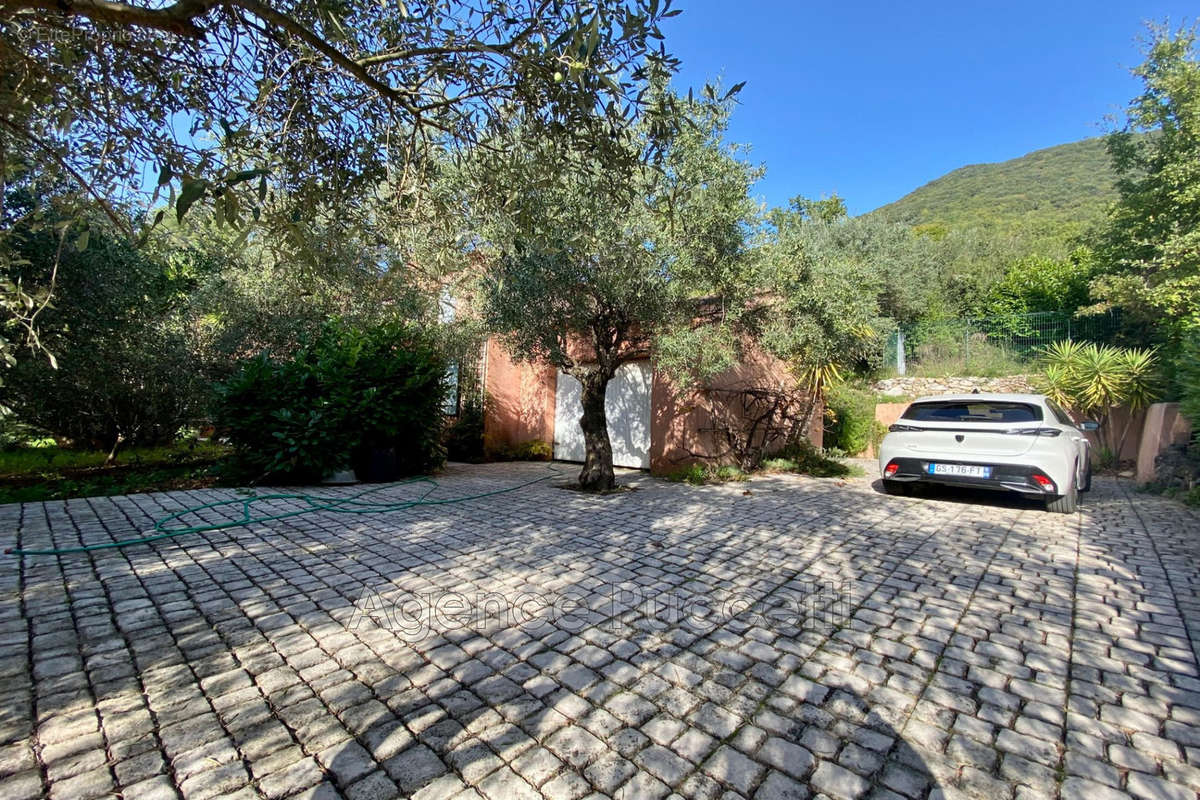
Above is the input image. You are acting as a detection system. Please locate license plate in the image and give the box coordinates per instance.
[928,463,991,478]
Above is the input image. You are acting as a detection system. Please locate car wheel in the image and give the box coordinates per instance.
[1080,459,1092,493]
[1046,471,1078,513]
[882,480,911,496]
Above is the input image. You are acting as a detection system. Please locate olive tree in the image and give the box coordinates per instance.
[755,196,896,411]
[1,0,681,228]
[470,87,760,490]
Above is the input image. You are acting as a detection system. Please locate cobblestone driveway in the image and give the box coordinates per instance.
[2,463,1200,800]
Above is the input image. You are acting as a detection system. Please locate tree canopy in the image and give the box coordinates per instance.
[0,0,689,366]
[756,197,894,388]
[1,0,682,232]
[1092,25,1200,343]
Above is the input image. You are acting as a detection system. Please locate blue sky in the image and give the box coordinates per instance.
[661,1,1195,215]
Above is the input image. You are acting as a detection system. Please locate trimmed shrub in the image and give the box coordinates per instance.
[664,463,710,484]
[824,383,884,456]
[445,397,485,462]
[663,463,747,484]
[217,320,448,482]
[764,439,858,478]
[666,442,860,482]
[486,439,552,462]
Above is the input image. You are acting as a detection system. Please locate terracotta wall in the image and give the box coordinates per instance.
[649,343,822,474]
[481,339,557,452]
[1080,406,1145,464]
[482,337,822,473]
[865,403,910,459]
[1136,403,1193,484]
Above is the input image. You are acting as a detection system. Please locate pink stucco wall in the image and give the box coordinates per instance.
[1136,403,1192,484]
[481,339,556,453]
[649,345,822,474]
[864,403,909,459]
[481,337,822,473]
[1080,406,1145,464]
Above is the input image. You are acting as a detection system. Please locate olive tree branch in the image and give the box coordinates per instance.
[0,0,216,38]
[0,117,129,234]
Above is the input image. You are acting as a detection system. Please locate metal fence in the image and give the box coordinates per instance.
[887,310,1122,375]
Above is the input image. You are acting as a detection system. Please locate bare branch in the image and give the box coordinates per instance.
[357,41,515,67]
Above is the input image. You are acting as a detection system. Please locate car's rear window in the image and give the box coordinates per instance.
[901,401,1042,423]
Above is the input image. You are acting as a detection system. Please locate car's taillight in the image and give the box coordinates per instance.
[889,424,923,433]
[884,463,900,476]
[1007,427,1062,437]
[1032,474,1055,492]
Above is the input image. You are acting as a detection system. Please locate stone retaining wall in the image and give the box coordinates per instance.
[872,375,1037,398]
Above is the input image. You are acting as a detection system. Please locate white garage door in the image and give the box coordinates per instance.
[553,361,652,469]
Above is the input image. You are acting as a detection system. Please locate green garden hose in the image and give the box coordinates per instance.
[6,463,564,557]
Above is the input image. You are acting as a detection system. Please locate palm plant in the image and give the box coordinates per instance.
[1115,347,1163,458]
[1034,340,1161,464]
[1036,340,1085,409]
[793,358,843,440]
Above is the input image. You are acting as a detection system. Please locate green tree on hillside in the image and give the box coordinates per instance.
[1092,25,1200,342]
[872,137,1119,255]
[968,247,1099,332]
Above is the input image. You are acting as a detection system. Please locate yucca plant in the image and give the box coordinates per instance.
[793,358,843,441]
[1034,340,1161,463]
[1036,340,1094,416]
[1074,343,1130,414]
[1120,348,1162,411]
[1038,339,1086,366]
[796,359,844,398]
[1038,363,1077,411]
[1115,347,1162,458]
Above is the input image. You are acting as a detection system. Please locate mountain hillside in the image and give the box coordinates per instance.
[870,137,1119,251]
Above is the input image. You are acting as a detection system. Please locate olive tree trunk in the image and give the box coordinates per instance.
[576,369,616,491]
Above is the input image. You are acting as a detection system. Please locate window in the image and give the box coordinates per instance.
[443,362,460,415]
[902,401,1042,423]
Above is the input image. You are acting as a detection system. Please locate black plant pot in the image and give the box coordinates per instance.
[355,445,399,483]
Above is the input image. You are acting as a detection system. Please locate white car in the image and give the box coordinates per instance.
[877,393,1097,513]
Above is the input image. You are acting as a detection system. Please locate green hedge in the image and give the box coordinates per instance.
[824,383,884,456]
[217,320,448,482]
[445,397,485,462]
[1180,334,1200,442]
[2,220,209,451]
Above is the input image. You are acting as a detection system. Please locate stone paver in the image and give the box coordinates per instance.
[1,462,1199,799]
